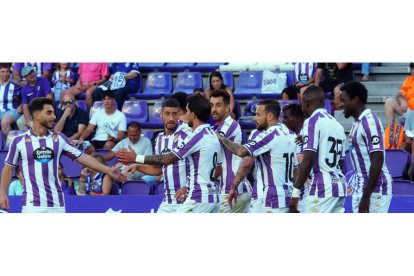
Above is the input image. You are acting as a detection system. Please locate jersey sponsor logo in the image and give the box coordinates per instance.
[302,135,309,145]
[161,148,171,154]
[33,146,54,163]
[371,135,380,145]
[247,140,256,146]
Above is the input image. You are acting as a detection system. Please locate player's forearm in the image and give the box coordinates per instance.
[78,155,112,175]
[363,152,384,198]
[231,156,254,189]
[143,153,179,166]
[135,164,163,176]
[293,154,314,190]
[0,166,13,194]
[219,136,249,157]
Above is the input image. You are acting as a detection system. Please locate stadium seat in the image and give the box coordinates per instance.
[61,155,83,178]
[141,72,173,99]
[241,130,247,144]
[143,100,164,129]
[155,181,165,196]
[244,100,259,116]
[385,149,410,179]
[392,179,414,195]
[173,72,203,94]
[76,100,87,111]
[286,71,296,86]
[221,71,234,91]
[139,63,166,72]
[89,101,117,119]
[124,75,142,99]
[111,183,120,195]
[4,130,25,150]
[142,130,154,140]
[122,100,149,123]
[121,180,152,195]
[95,149,118,167]
[219,63,251,72]
[233,100,241,119]
[161,63,196,72]
[188,63,226,72]
[234,71,263,99]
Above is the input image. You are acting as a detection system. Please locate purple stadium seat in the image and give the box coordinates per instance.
[4,130,25,150]
[392,180,414,195]
[61,155,83,178]
[121,180,151,195]
[173,72,203,94]
[244,100,259,116]
[142,130,154,140]
[89,101,117,119]
[76,100,87,111]
[241,130,247,144]
[286,71,296,86]
[142,100,164,129]
[234,71,263,99]
[139,63,166,72]
[122,100,149,123]
[385,149,410,178]
[141,72,173,99]
[233,100,241,119]
[124,75,142,99]
[155,181,165,196]
[221,71,234,91]
[111,183,120,195]
[161,63,196,72]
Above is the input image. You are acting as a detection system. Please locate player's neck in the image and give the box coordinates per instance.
[215,114,229,126]
[190,120,205,132]
[353,105,366,120]
[164,126,177,136]
[31,124,49,137]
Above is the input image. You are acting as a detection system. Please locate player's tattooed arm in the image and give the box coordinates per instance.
[231,156,254,189]
[144,152,179,166]
[217,134,250,157]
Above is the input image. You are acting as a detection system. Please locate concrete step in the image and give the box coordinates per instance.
[369,66,409,74]
[363,81,402,96]
[380,63,410,67]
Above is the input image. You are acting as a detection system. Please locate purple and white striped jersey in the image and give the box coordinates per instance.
[216,116,252,195]
[172,124,222,203]
[249,129,263,200]
[302,108,347,198]
[294,63,316,83]
[349,109,392,195]
[12,63,53,77]
[0,81,21,111]
[155,124,192,204]
[4,130,83,207]
[244,124,298,208]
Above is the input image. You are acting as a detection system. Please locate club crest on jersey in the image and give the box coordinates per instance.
[52,134,58,142]
[8,88,14,93]
[33,146,54,163]
[25,137,32,143]
[371,135,380,146]
[177,141,185,149]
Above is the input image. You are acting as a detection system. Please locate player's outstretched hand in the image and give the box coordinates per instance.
[0,193,10,210]
[288,197,300,213]
[110,164,128,183]
[227,187,238,209]
[175,187,188,203]
[115,146,137,163]
[358,196,370,213]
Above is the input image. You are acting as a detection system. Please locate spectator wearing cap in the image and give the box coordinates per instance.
[384,63,414,126]
[62,63,109,108]
[0,63,22,142]
[16,66,53,130]
[77,90,127,152]
[12,62,54,86]
[54,92,89,141]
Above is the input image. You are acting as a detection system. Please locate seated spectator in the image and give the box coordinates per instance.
[62,63,109,108]
[193,88,204,96]
[311,63,354,109]
[12,62,54,86]
[205,71,236,119]
[384,63,414,126]
[77,90,127,152]
[104,121,153,181]
[0,63,22,143]
[78,153,112,195]
[92,63,140,111]
[8,165,23,196]
[16,66,53,130]
[54,93,89,141]
[58,162,75,196]
[52,63,75,103]
[282,62,316,100]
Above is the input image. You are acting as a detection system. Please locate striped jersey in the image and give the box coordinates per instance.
[248,129,263,200]
[110,63,140,87]
[155,124,192,204]
[302,108,347,198]
[0,81,21,112]
[172,124,222,203]
[294,63,316,83]
[4,129,83,207]
[216,116,252,195]
[244,124,298,208]
[13,63,53,77]
[348,109,392,195]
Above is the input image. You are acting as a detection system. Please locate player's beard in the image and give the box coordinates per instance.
[41,118,53,130]
[256,121,267,131]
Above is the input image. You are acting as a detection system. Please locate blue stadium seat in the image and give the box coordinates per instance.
[122,100,149,124]
[141,72,173,99]
[233,100,241,119]
[111,183,120,195]
[244,100,259,116]
[392,179,414,195]
[188,63,227,72]
[173,72,203,94]
[241,130,247,144]
[139,63,166,72]
[155,181,165,196]
[221,71,234,91]
[61,155,83,178]
[142,130,154,140]
[121,180,151,195]
[161,63,196,72]
[286,71,296,86]
[76,100,87,111]
[234,71,263,99]
[142,100,164,129]
[385,149,410,179]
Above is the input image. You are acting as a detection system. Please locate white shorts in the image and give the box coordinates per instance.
[249,198,264,213]
[263,207,289,213]
[301,196,346,213]
[157,201,181,213]
[218,191,252,213]
[352,193,392,213]
[176,199,219,213]
[22,206,66,213]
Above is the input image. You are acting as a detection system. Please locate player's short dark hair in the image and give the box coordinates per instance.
[127,121,142,130]
[210,89,230,105]
[187,94,211,123]
[162,98,181,110]
[282,103,304,120]
[169,92,188,111]
[258,99,281,119]
[101,90,115,99]
[28,97,54,117]
[340,81,368,104]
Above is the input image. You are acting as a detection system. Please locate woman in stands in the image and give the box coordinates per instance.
[78,153,113,195]
[205,71,236,119]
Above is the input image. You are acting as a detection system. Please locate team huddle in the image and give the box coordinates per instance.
[0,81,392,213]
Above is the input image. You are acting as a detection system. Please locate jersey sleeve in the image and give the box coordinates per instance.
[172,133,200,160]
[4,136,21,167]
[361,116,384,153]
[243,130,275,157]
[302,117,319,152]
[60,133,84,161]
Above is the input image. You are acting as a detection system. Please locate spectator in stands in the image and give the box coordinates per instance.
[384,63,414,126]
[169,92,189,123]
[205,71,236,118]
[8,165,23,196]
[361,63,370,81]
[281,62,316,100]
[63,62,109,108]
[92,63,140,111]
[52,63,75,103]
[16,66,53,130]
[193,88,204,96]
[77,90,127,152]
[104,121,153,180]
[312,63,354,110]
[0,63,22,143]
[12,62,54,86]
[58,162,75,196]
[54,93,89,141]
[78,153,112,195]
